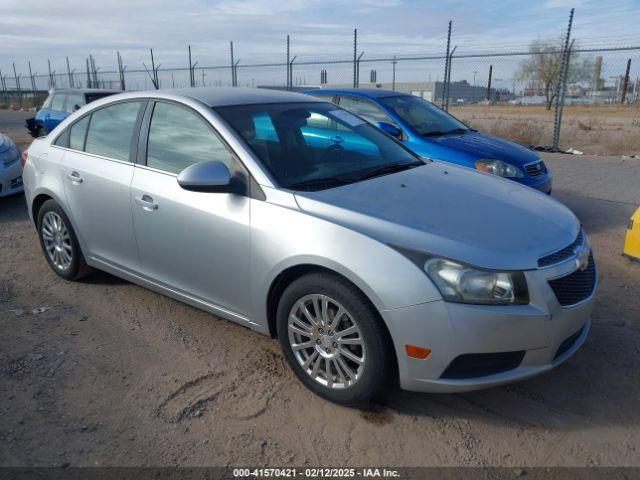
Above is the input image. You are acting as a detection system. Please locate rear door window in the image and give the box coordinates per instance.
[69,116,90,151]
[85,101,142,162]
[50,94,66,111]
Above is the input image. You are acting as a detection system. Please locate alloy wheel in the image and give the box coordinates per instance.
[41,211,73,270]
[287,294,366,389]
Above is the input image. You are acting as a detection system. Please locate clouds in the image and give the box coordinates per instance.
[1,0,639,78]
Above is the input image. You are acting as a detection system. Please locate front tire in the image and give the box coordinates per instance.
[37,200,91,280]
[276,272,394,405]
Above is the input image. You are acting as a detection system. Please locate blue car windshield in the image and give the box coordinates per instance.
[215,102,424,191]
[380,95,472,137]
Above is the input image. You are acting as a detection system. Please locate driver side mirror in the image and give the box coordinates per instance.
[376,121,402,139]
[177,160,238,193]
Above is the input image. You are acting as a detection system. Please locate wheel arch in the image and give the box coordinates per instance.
[265,262,399,386]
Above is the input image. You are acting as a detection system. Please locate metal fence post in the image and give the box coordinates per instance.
[353,28,357,88]
[286,35,290,90]
[356,51,364,88]
[444,46,456,111]
[230,41,235,86]
[66,57,73,88]
[188,45,194,87]
[442,20,452,109]
[621,58,631,104]
[552,8,574,151]
[392,55,397,91]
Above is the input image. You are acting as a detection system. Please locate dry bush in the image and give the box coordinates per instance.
[465,117,547,147]
[576,118,597,131]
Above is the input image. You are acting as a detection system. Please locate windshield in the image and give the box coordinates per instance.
[215,102,424,191]
[380,95,471,137]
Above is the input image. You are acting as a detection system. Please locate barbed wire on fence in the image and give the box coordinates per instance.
[2,8,639,150]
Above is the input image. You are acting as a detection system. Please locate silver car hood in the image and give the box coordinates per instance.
[293,162,579,271]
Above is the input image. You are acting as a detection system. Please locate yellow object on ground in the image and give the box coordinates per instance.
[624,206,640,262]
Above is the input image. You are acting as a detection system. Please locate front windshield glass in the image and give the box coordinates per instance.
[215,102,423,191]
[380,95,471,137]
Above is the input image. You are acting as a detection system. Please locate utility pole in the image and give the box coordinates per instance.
[621,58,631,104]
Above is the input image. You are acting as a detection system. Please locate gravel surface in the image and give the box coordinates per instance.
[1,110,639,467]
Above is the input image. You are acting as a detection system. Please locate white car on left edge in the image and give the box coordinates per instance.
[0,133,23,197]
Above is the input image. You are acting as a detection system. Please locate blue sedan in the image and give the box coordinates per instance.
[306,89,551,194]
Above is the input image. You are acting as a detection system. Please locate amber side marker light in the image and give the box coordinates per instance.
[405,345,431,360]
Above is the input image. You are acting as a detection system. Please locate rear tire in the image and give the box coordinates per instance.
[37,200,91,281]
[276,272,394,405]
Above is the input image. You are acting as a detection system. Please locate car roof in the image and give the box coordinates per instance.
[50,88,122,95]
[163,87,325,107]
[304,88,410,100]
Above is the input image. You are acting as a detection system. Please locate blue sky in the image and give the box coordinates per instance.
[1,0,639,87]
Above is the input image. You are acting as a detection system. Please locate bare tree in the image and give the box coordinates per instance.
[514,39,594,109]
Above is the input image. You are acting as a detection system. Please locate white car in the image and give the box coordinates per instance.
[0,133,23,197]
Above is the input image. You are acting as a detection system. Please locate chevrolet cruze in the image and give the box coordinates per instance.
[22,88,597,405]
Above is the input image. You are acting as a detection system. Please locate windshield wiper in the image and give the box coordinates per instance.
[287,176,355,191]
[354,161,423,182]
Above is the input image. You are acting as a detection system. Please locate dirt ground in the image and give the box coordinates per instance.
[1,111,640,467]
[453,104,640,156]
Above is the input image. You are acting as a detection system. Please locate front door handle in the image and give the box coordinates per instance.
[134,194,158,212]
[66,171,83,184]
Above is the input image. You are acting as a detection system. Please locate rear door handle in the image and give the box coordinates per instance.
[134,194,158,212]
[66,171,83,184]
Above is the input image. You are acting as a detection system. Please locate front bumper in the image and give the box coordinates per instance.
[518,172,552,194]
[0,160,24,197]
[382,257,596,393]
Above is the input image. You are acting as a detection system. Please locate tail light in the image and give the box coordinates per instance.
[21,150,28,168]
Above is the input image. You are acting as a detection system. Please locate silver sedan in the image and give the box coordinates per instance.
[22,88,596,404]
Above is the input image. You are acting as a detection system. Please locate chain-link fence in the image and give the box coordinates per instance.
[2,11,640,153]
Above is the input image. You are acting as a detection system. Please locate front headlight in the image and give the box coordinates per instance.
[424,258,529,305]
[475,159,524,178]
[0,139,20,167]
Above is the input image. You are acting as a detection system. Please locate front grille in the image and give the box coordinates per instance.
[548,253,596,306]
[538,230,584,267]
[440,351,525,379]
[525,160,547,178]
[553,326,585,361]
